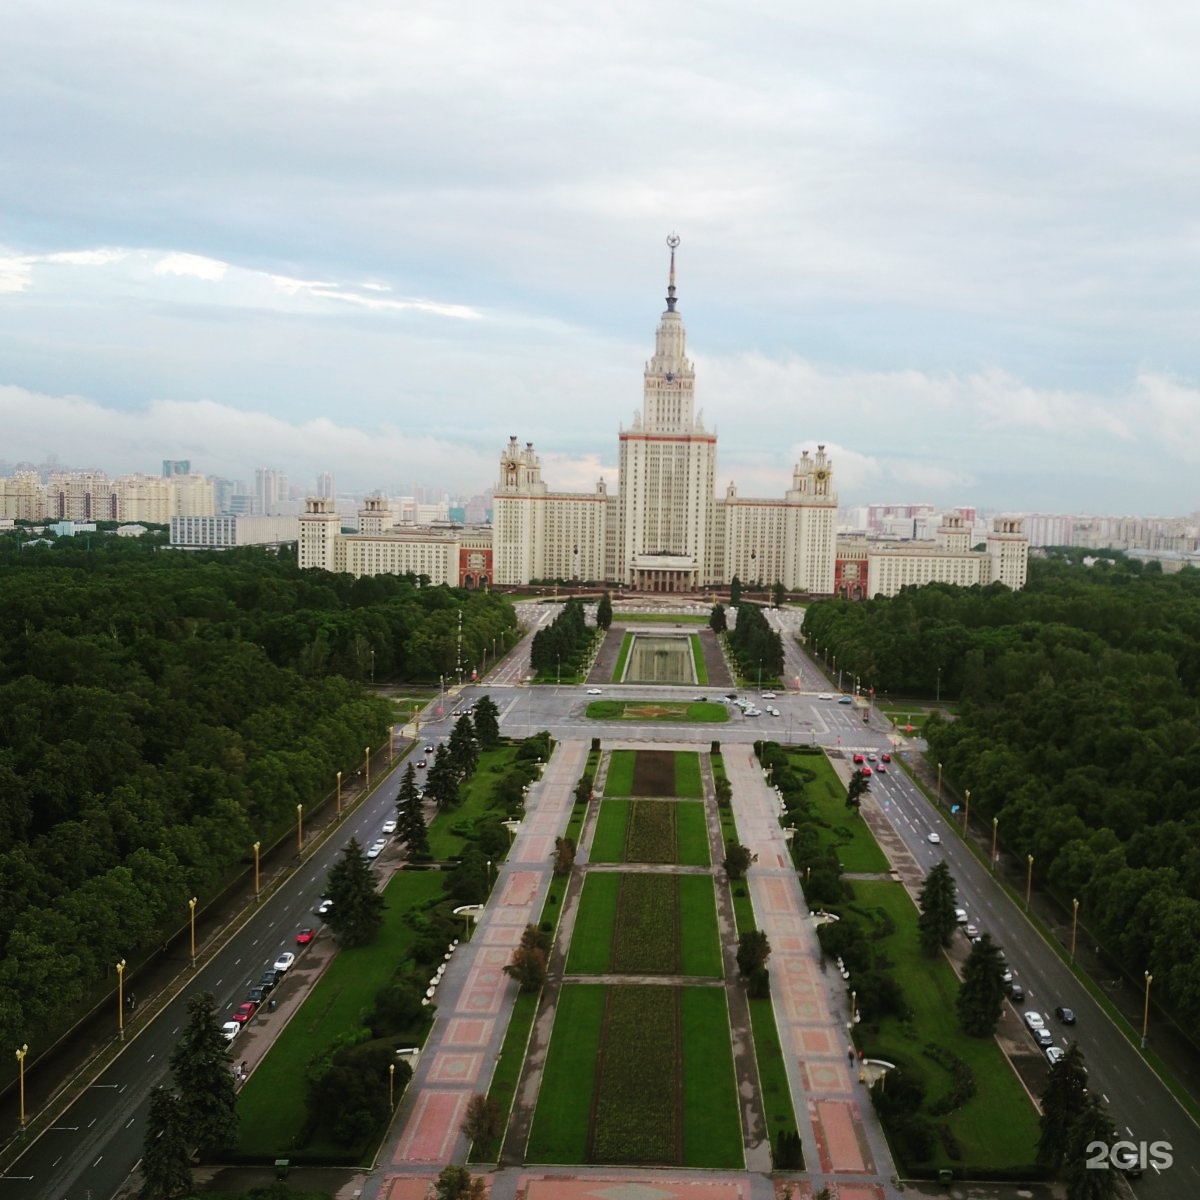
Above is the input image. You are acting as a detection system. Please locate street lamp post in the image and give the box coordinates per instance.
[253,841,261,900]
[962,789,970,835]
[15,1044,28,1129]
[990,818,998,872]
[1142,972,1153,1048]
[188,896,198,968]
[116,959,127,1041]
[365,745,371,791]
[336,770,342,818]
[486,860,493,892]
[1025,854,1034,911]
[936,666,942,703]
[851,990,857,1023]
[296,804,304,851]
[936,761,943,805]
[389,1061,396,1108]
[1071,897,1080,962]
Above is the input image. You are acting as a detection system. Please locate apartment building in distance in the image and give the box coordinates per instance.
[0,470,215,523]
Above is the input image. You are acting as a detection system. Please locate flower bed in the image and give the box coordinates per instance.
[611,874,679,974]
[625,800,676,862]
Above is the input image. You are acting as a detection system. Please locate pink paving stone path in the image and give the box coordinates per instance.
[386,740,587,1169]
[523,1178,752,1200]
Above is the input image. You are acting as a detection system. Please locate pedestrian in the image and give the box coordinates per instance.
[847,1047,854,1063]
[240,1060,248,1075]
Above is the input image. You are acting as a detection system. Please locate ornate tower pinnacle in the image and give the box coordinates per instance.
[665,232,680,312]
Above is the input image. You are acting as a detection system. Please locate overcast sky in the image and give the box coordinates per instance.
[3,1,1200,515]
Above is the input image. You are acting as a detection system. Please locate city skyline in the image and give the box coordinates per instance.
[4,4,1200,512]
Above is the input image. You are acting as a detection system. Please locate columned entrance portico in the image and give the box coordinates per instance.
[629,554,698,593]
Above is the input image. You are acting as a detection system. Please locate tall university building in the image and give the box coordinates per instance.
[300,241,1028,599]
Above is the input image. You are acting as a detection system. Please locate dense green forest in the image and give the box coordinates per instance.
[0,535,518,1049]
[803,553,1200,1018]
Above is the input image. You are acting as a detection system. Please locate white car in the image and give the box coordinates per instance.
[315,898,334,917]
[221,1020,240,1042]
[965,923,980,938]
[955,908,968,924]
[381,818,398,835]
[927,831,941,844]
[367,837,388,860]
[586,688,603,695]
[1045,1045,1065,1066]
[761,691,777,699]
[273,951,295,973]
[1024,1010,1046,1031]
[818,693,833,700]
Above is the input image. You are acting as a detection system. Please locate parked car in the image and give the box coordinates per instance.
[381,818,397,835]
[1023,1010,1046,1031]
[1054,1006,1076,1024]
[315,898,333,917]
[1033,1027,1054,1047]
[1045,1045,1065,1065]
[273,951,296,973]
[246,986,268,1005]
[296,927,315,946]
[965,923,979,937]
[761,691,777,699]
[367,837,388,860]
[818,693,833,700]
[586,688,603,695]
[955,908,969,924]
[232,1001,258,1024]
[221,1020,241,1042]
[259,969,281,993]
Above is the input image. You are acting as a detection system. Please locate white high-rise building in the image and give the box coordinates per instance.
[491,237,839,592]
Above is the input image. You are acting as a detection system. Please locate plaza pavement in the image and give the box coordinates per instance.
[362,737,905,1200]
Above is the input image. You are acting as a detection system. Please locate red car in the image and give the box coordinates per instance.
[852,753,865,763]
[296,928,315,946]
[861,766,873,776]
[881,752,892,763]
[233,1001,258,1024]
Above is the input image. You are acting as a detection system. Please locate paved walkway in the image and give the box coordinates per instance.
[362,741,585,1195]
[725,746,902,1200]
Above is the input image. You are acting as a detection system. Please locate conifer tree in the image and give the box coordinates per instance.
[138,1087,193,1200]
[168,992,238,1158]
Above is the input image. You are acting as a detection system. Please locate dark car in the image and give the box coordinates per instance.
[258,969,280,994]
[424,744,434,753]
[246,986,267,1005]
[1054,1006,1076,1024]
[1008,983,1026,1002]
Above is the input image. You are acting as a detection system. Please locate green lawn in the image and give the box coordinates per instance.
[852,879,1041,1170]
[590,800,630,862]
[427,743,522,860]
[603,750,636,796]
[236,870,446,1158]
[611,632,633,682]
[747,995,799,1153]
[611,875,678,974]
[680,988,744,1168]
[674,752,703,798]
[787,748,890,873]
[565,873,620,974]
[678,876,722,977]
[525,984,606,1162]
[586,700,728,723]
[690,633,708,684]
[619,612,708,623]
[676,802,710,866]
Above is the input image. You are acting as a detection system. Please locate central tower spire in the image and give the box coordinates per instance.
[665,232,679,311]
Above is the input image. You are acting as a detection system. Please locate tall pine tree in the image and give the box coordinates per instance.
[168,992,238,1158]
[955,933,1008,1036]
[138,1087,193,1200]
[324,839,386,947]
[1037,1042,1091,1172]
[396,765,430,860]
[917,861,958,955]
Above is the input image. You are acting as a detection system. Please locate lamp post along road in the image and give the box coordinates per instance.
[990,818,998,872]
[1025,854,1034,910]
[253,841,261,900]
[364,745,370,791]
[336,770,342,818]
[15,1043,27,1129]
[962,789,970,835]
[296,804,304,852]
[389,1061,396,1108]
[936,762,943,806]
[188,896,197,968]
[1142,971,1154,1048]
[1071,897,1080,962]
[116,959,126,1042]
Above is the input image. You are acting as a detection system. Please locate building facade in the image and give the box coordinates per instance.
[298,240,1028,599]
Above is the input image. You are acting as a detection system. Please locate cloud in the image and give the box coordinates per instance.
[0,256,32,293]
[153,253,228,282]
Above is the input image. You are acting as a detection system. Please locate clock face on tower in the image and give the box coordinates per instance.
[815,468,829,483]
[664,372,675,382]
